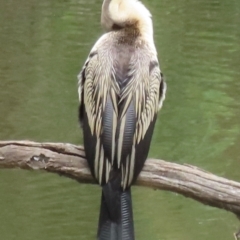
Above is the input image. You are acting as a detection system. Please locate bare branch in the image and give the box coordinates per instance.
[1,140,240,218]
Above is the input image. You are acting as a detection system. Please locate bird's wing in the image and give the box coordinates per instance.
[117,53,166,189]
[78,36,120,185]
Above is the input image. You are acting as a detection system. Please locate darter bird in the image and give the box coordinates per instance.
[78,0,166,239]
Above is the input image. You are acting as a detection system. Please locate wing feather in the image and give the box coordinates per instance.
[78,35,121,184]
[120,57,166,188]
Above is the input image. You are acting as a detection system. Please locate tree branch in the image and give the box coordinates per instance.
[1,140,240,220]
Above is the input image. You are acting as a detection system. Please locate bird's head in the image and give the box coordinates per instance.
[101,0,153,37]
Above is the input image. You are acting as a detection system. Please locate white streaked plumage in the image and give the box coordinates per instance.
[78,0,166,189]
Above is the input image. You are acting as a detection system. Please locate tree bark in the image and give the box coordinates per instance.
[0,140,240,222]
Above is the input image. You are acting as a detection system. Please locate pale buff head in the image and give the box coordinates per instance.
[101,0,153,38]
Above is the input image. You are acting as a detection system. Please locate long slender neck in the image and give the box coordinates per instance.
[101,0,153,40]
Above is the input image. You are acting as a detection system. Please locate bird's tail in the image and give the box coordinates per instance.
[97,182,135,240]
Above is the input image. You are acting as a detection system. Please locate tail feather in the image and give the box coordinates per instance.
[121,191,134,240]
[97,184,135,240]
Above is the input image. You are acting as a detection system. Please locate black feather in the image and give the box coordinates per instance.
[102,95,115,162]
[98,181,134,240]
[133,115,157,182]
[82,106,97,179]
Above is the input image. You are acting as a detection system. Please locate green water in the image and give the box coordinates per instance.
[0,0,240,239]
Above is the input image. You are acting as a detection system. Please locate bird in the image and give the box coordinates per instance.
[77,0,166,239]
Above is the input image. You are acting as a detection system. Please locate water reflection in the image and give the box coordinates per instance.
[0,0,239,239]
